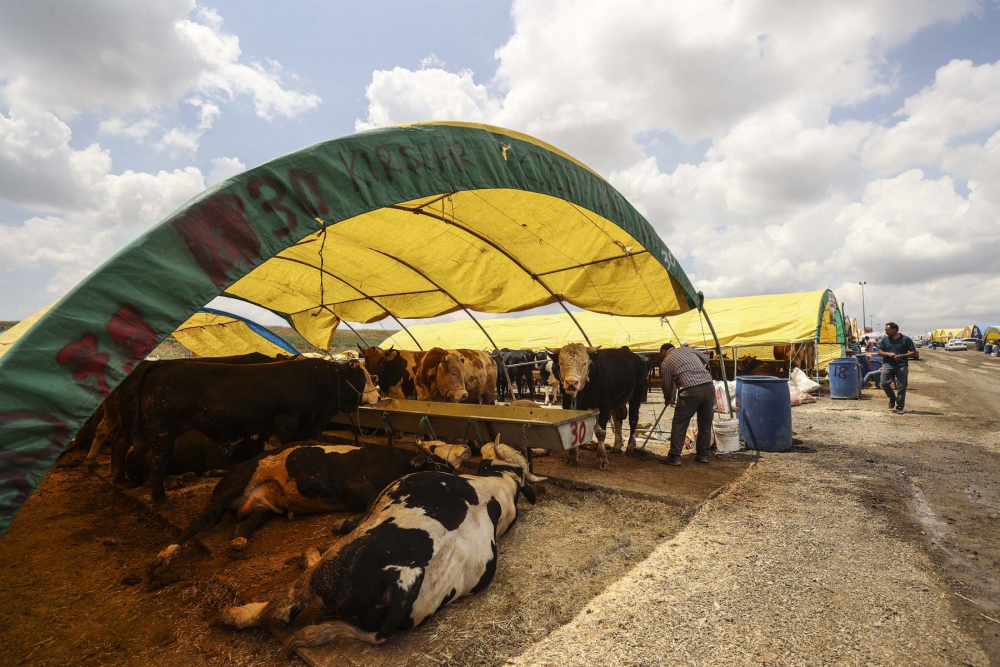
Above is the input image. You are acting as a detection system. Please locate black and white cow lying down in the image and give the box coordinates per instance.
[221,437,543,652]
[155,439,471,566]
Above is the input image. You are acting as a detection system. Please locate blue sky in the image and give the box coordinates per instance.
[2,1,1000,336]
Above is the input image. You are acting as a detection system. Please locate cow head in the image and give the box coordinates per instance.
[356,346,386,374]
[480,436,545,503]
[356,362,380,405]
[415,438,471,469]
[547,344,600,396]
[435,351,470,402]
[335,360,379,410]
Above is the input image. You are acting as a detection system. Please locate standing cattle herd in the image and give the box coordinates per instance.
[67,341,814,654]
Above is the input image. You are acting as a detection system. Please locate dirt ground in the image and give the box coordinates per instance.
[2,349,999,666]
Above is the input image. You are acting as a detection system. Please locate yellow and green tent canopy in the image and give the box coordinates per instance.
[0,122,700,534]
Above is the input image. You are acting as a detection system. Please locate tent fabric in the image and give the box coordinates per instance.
[0,302,56,362]
[171,308,299,358]
[982,326,1000,344]
[0,122,699,535]
[382,289,846,363]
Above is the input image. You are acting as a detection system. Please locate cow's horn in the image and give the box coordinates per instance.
[526,472,546,483]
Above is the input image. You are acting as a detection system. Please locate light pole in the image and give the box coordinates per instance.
[858,281,867,333]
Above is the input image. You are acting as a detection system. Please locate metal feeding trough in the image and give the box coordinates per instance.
[330,399,597,452]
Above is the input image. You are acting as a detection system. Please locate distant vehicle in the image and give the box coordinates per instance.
[963,338,979,350]
[915,340,925,348]
[945,340,968,352]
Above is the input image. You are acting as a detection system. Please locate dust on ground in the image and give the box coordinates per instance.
[2,350,1000,666]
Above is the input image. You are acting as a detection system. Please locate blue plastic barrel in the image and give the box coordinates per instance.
[735,375,769,445]
[985,344,994,355]
[737,376,793,452]
[829,357,861,399]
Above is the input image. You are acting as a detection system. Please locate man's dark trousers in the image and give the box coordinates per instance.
[881,364,909,409]
[669,382,715,459]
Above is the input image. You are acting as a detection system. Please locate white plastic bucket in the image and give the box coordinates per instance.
[713,419,741,453]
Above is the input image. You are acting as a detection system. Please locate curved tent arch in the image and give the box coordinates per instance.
[0,122,701,533]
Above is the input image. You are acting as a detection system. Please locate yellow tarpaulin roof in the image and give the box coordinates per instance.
[2,306,291,361]
[170,312,293,358]
[382,289,843,352]
[0,303,56,362]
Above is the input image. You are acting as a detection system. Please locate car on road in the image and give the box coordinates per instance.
[962,338,980,350]
[945,340,968,351]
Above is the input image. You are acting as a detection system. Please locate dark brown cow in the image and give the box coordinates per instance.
[80,353,286,482]
[415,348,497,404]
[357,347,425,399]
[132,359,375,504]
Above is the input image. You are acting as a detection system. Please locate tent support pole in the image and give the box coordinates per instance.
[336,318,371,348]
[391,317,423,351]
[814,338,820,399]
[700,307,734,418]
[270,255,422,350]
[557,299,593,346]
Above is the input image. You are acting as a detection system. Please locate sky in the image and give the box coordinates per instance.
[2,0,1000,337]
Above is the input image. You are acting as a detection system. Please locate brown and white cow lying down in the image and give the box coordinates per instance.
[357,346,426,399]
[550,343,648,468]
[155,439,470,566]
[222,437,542,652]
[415,348,497,403]
[131,359,378,505]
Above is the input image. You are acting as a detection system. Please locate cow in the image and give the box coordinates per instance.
[221,437,542,652]
[774,343,817,376]
[506,349,536,400]
[131,359,376,505]
[78,353,288,481]
[534,351,561,405]
[549,344,648,468]
[357,346,425,400]
[154,439,471,566]
[414,348,497,404]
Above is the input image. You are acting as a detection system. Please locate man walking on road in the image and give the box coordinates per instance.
[878,322,916,414]
[659,343,715,466]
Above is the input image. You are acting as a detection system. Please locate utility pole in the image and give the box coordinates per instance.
[858,281,867,333]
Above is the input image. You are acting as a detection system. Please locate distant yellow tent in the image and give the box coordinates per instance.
[381,289,846,368]
[931,328,963,342]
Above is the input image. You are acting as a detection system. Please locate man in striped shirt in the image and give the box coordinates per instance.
[659,343,715,466]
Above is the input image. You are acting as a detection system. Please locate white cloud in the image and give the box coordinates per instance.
[0,0,320,121]
[356,67,501,132]
[98,116,160,142]
[863,59,1000,173]
[0,108,206,295]
[356,0,976,171]
[207,157,246,186]
[154,97,223,154]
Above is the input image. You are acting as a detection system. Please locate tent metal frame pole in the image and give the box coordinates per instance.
[271,255,422,350]
[389,203,600,345]
[391,318,423,351]
[369,249,517,404]
[700,306,734,418]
